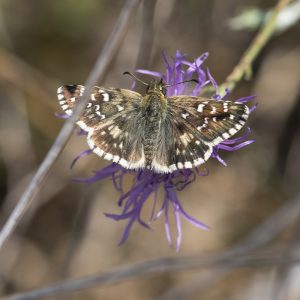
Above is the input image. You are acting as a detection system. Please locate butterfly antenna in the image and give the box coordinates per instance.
[123,72,149,86]
[164,79,199,88]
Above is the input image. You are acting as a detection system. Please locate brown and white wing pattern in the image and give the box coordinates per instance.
[152,96,249,173]
[57,85,146,169]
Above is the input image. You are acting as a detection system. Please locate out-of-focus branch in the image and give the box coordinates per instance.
[3,191,300,300]
[203,0,292,96]
[222,0,291,93]
[0,0,140,251]
[135,0,156,69]
[1,252,298,300]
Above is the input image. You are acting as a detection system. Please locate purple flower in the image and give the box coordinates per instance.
[72,50,255,251]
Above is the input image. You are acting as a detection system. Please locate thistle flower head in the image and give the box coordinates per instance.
[72,50,254,251]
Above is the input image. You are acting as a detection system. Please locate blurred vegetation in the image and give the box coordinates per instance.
[0,0,299,299]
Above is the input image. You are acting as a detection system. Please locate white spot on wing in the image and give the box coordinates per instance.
[57,94,64,101]
[177,162,184,169]
[113,155,120,162]
[77,120,91,132]
[242,113,249,119]
[211,106,217,114]
[244,106,250,115]
[184,161,192,168]
[102,93,109,102]
[222,132,230,139]
[57,87,64,94]
[179,133,190,147]
[169,164,177,172]
[197,104,205,112]
[104,153,113,160]
[234,124,242,130]
[204,148,212,161]
[87,132,95,149]
[213,136,223,145]
[229,128,237,135]
[117,105,124,111]
[223,102,229,112]
[197,124,207,130]
[80,86,85,95]
[110,126,122,138]
[181,112,189,119]
[94,147,104,156]
[194,157,204,166]
[119,158,129,168]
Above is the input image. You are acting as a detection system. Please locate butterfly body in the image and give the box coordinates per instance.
[141,79,168,166]
[57,79,249,173]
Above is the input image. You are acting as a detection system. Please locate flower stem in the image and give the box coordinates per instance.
[206,0,292,96]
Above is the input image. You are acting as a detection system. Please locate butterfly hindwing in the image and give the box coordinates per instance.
[86,114,146,169]
[152,114,212,172]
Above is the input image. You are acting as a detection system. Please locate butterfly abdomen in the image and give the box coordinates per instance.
[142,94,166,166]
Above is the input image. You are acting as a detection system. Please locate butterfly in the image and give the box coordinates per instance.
[57,77,249,173]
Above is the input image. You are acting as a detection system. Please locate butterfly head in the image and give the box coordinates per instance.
[146,79,167,97]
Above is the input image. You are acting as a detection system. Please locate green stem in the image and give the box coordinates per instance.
[206,0,292,96]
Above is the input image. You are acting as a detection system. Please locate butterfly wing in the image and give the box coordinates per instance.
[151,116,213,173]
[151,96,249,172]
[57,85,146,169]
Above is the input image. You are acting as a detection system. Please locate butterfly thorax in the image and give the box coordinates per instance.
[142,79,168,166]
[142,79,167,109]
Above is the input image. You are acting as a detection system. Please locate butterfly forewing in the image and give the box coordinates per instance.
[57,85,142,129]
[57,85,146,168]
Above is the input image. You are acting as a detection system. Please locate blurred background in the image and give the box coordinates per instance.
[0,0,299,299]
